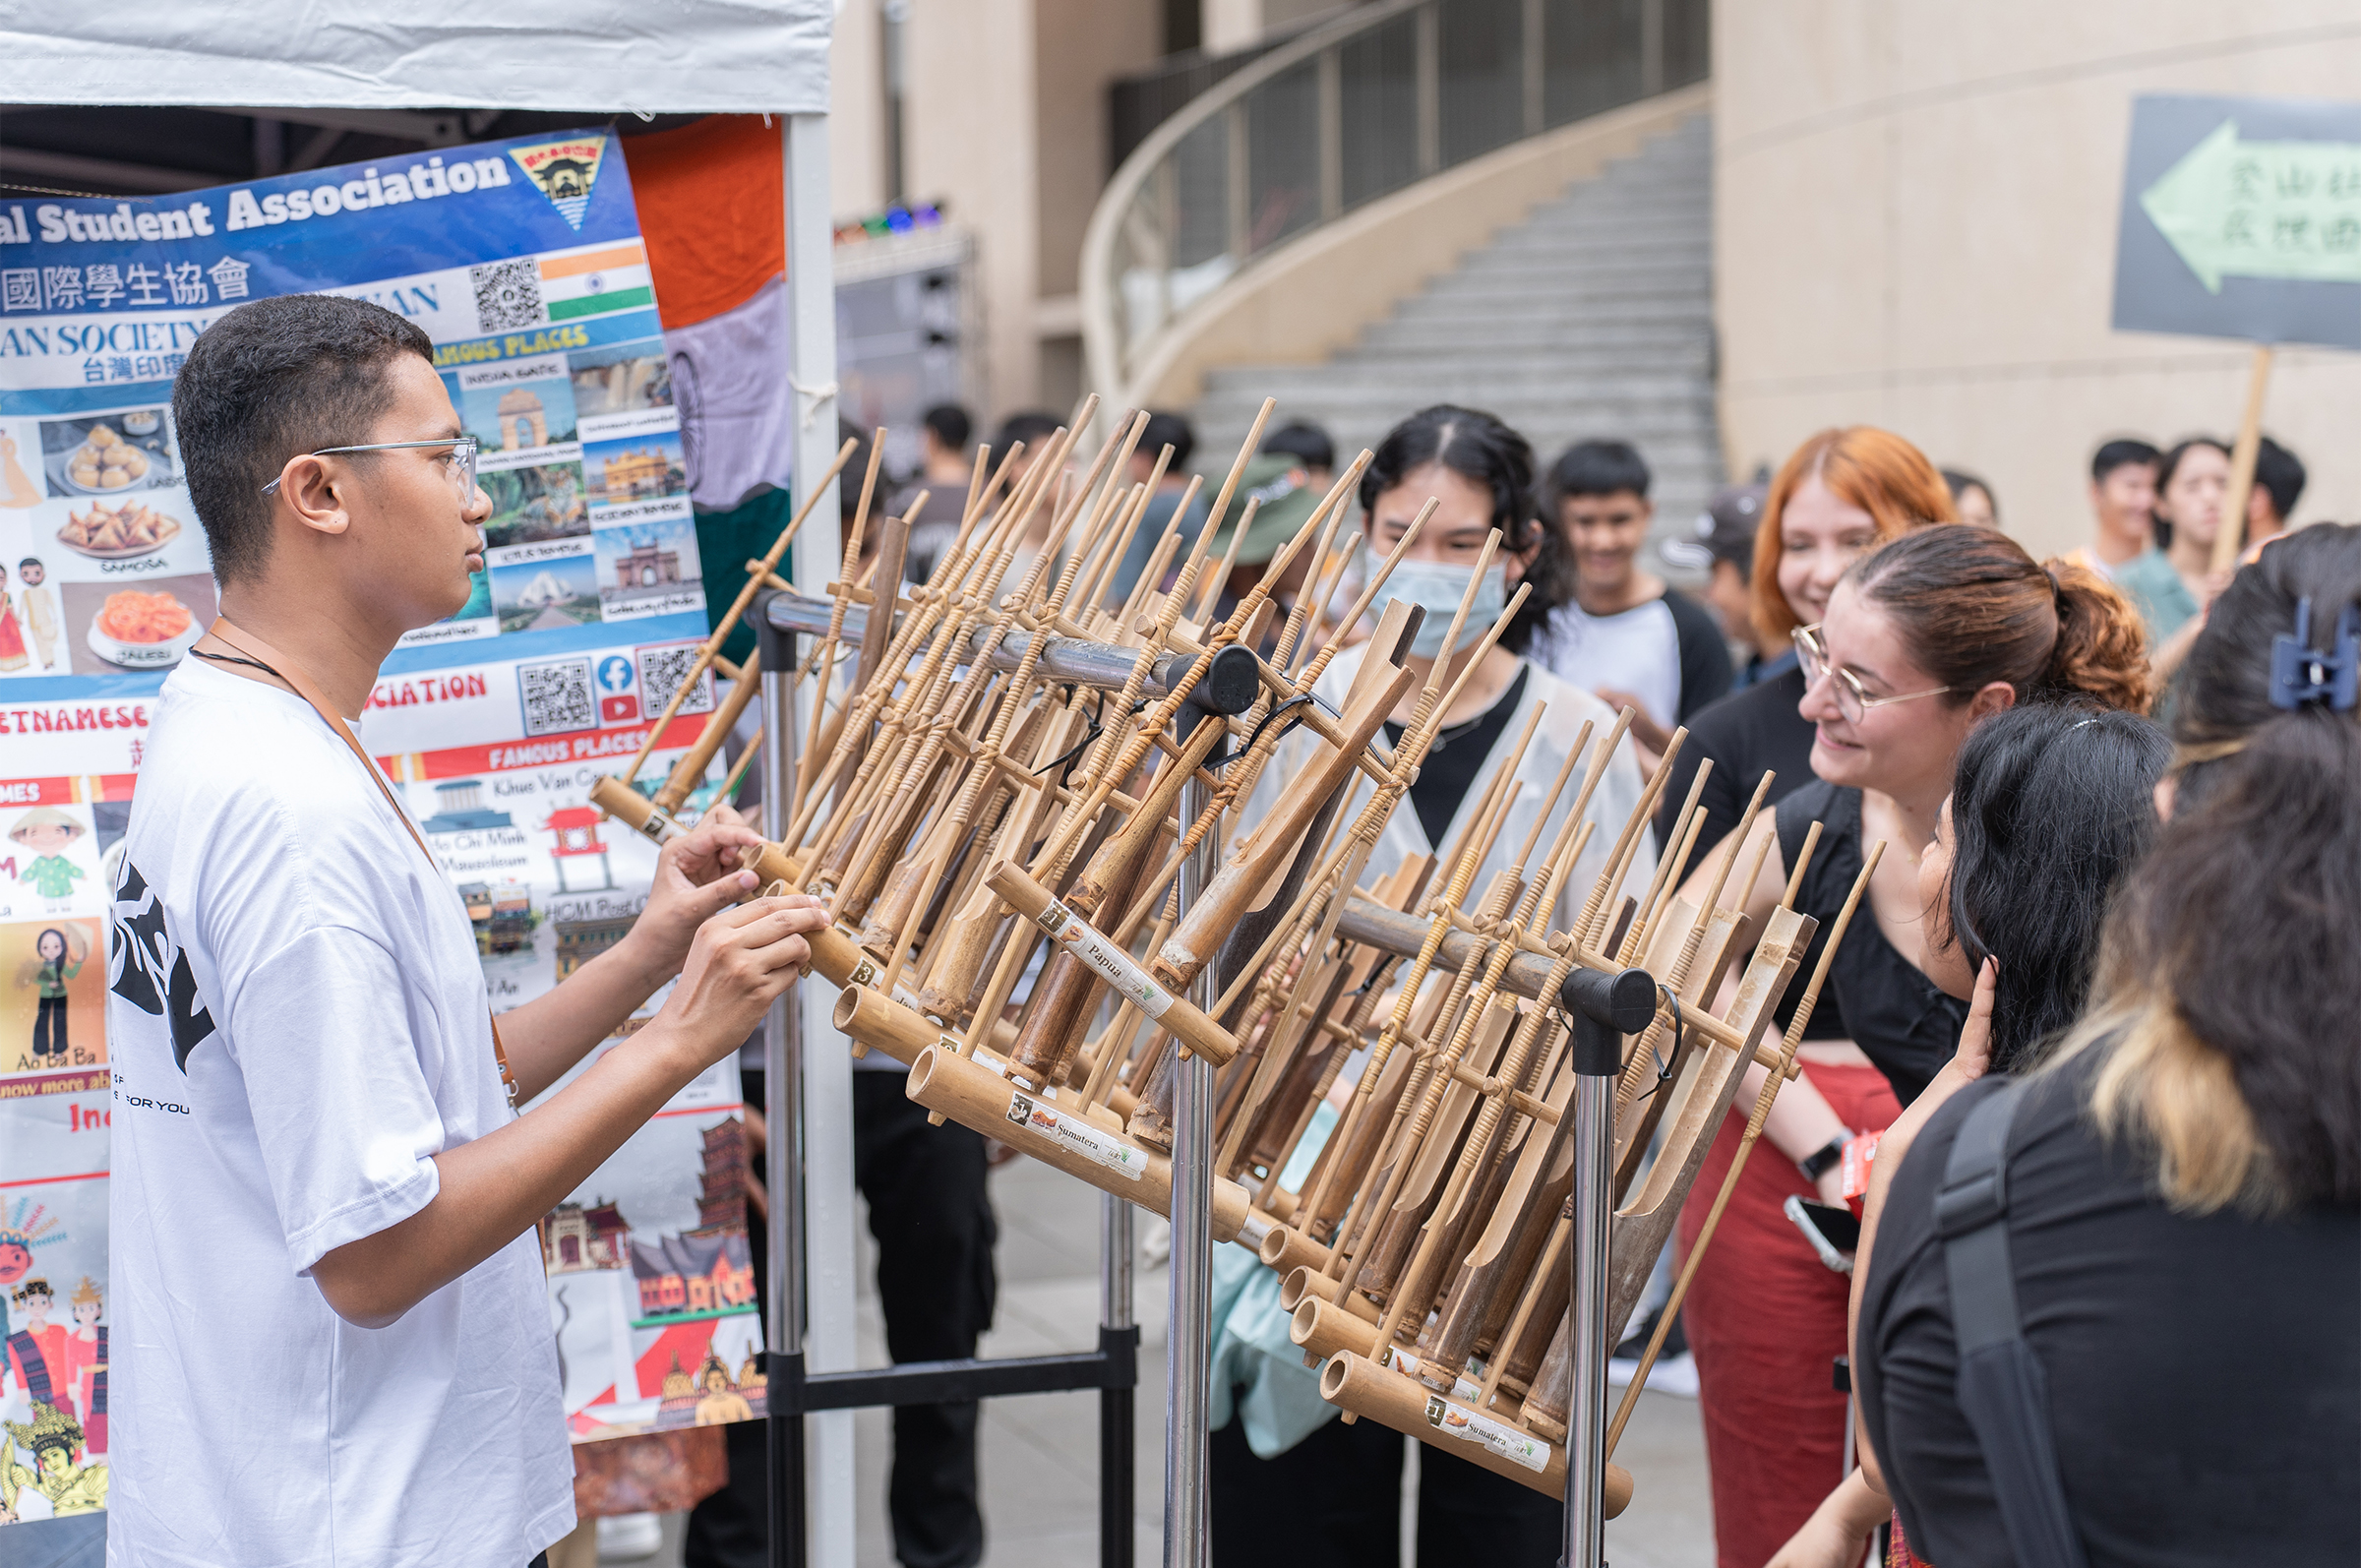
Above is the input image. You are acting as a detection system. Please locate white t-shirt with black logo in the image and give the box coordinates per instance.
[1530,587,1733,731]
[105,657,571,1568]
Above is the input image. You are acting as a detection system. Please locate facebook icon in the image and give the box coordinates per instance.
[597,654,638,724]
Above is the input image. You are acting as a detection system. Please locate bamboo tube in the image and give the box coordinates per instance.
[650,647,762,814]
[905,1044,1254,1242]
[985,861,1244,1069]
[798,430,889,789]
[1317,1352,1632,1513]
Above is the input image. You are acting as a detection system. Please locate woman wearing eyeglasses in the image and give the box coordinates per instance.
[1666,524,2151,1568]
[1652,428,1956,872]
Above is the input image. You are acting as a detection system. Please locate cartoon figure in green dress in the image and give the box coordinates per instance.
[9,809,87,913]
[19,927,88,1062]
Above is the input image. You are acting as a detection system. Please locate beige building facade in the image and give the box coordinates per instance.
[1716,2,2361,557]
[830,0,1164,422]
[835,2,2361,558]
[829,1,1365,423]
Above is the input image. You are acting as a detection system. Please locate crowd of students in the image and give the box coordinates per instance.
[115,283,2353,1568]
[821,398,2355,1568]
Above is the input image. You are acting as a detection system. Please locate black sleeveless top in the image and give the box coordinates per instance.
[1775,778,1967,1106]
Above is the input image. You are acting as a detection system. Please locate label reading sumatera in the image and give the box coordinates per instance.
[1422,1393,1549,1474]
[1005,1090,1146,1179]
[1037,897,1174,1018]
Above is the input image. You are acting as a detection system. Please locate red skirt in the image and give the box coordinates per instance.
[1675,1059,1901,1568]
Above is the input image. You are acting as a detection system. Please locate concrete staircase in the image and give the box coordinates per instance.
[1193,113,1720,565]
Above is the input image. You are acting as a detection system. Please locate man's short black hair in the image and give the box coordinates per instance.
[993,410,1061,458]
[2253,435,2306,523]
[2090,438,2160,484]
[172,293,436,585]
[1546,438,1651,503]
[1139,409,1195,470]
[1261,420,1333,473]
[923,403,972,452]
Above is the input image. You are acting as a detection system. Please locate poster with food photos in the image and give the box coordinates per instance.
[0,132,764,1527]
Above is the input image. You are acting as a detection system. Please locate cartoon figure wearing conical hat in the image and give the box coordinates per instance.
[10,809,87,913]
[1,1401,107,1518]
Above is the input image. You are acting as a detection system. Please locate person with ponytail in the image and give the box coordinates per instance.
[1851,524,2361,1566]
[1669,524,2152,1568]
[1768,701,2172,1568]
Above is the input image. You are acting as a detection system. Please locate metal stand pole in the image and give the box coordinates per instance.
[758,606,807,1568]
[1100,1190,1137,1568]
[1556,968,1655,1568]
[1163,769,1220,1568]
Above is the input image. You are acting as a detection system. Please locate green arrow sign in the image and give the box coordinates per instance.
[2140,118,2361,292]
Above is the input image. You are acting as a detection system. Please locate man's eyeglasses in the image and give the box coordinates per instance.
[261,436,479,500]
[1792,623,1957,722]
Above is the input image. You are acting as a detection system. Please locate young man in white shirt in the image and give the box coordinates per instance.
[108,293,829,1568]
[2067,437,2159,580]
[1529,438,1732,765]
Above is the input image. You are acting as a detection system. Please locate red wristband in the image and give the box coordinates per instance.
[1840,1131,1880,1211]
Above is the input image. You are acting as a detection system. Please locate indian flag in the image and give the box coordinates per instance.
[539,242,656,322]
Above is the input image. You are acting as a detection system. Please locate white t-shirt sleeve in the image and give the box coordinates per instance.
[224,924,450,1275]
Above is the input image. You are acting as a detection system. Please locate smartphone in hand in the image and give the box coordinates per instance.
[1784,1195,1861,1273]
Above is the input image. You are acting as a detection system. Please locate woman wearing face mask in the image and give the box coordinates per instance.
[1208,404,1654,1568]
[1655,427,1956,873]
[1669,525,2151,1568]
[1768,701,2170,1568]
[1852,524,2361,1568]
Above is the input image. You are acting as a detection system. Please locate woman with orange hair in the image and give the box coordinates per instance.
[1654,427,1957,860]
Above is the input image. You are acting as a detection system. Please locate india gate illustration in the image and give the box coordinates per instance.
[496,388,549,451]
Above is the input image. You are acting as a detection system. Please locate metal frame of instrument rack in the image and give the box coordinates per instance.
[751,590,1260,1568]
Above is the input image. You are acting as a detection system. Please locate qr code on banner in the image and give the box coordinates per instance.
[518,656,597,737]
[470,258,543,332]
[637,642,714,721]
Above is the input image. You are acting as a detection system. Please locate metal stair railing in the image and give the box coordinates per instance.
[1081,0,1708,410]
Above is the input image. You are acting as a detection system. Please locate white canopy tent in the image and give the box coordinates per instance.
[2,6,862,1562]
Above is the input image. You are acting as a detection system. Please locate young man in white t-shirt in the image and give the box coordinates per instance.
[106,294,829,1567]
[1528,438,1732,766]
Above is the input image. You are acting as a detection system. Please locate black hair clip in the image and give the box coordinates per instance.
[2269,598,2360,712]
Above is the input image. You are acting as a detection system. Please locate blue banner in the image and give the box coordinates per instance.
[0,133,767,1528]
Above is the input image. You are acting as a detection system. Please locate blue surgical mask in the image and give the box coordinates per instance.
[1383,557,1508,659]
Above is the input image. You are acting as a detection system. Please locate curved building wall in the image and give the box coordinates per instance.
[1714,4,2361,556]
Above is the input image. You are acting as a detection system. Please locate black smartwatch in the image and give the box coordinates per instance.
[1796,1131,1851,1183]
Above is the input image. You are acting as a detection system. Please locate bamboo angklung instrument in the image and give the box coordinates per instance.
[577,394,1857,1519]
